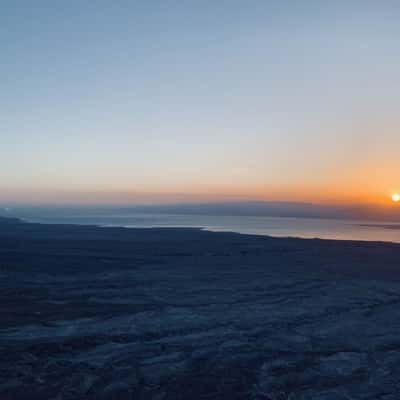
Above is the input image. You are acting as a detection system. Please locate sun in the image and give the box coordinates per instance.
[392,193,400,203]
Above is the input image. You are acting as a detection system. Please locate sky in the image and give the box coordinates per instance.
[1,1,400,206]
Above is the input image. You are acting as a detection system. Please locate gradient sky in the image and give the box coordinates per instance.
[1,1,400,205]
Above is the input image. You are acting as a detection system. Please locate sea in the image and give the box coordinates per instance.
[5,207,400,243]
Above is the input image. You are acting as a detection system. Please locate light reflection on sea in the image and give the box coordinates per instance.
[11,210,400,243]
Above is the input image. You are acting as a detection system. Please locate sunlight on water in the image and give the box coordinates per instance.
[12,210,400,243]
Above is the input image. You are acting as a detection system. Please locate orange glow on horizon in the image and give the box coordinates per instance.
[3,183,400,208]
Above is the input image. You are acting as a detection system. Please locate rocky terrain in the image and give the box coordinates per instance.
[1,217,400,399]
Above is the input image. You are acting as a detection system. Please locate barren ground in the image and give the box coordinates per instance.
[1,217,400,399]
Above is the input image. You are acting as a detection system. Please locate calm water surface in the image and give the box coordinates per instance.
[11,210,400,243]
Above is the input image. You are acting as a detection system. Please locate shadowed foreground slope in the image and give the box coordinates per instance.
[1,217,400,399]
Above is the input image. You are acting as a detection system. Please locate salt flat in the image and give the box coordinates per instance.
[1,217,400,399]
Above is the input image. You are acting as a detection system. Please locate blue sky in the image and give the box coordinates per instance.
[1,1,400,204]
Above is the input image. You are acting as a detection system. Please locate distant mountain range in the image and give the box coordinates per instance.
[130,201,400,222]
[3,201,400,222]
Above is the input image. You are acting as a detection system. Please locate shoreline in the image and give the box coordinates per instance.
[5,215,400,245]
